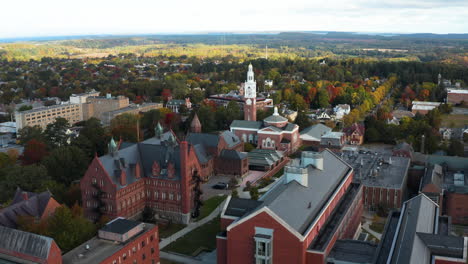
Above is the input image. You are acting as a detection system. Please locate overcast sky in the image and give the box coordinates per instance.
[1,0,467,38]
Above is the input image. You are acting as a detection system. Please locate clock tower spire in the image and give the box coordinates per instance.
[244,63,257,121]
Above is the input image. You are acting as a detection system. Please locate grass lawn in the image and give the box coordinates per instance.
[159,223,187,239]
[195,195,226,221]
[163,217,220,256]
[369,222,385,234]
[442,114,468,128]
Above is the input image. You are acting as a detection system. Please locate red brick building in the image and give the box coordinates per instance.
[0,188,61,228]
[392,142,414,160]
[217,149,363,264]
[343,123,365,145]
[81,130,202,224]
[186,129,248,177]
[447,89,468,105]
[0,226,62,264]
[63,218,159,264]
[231,107,301,155]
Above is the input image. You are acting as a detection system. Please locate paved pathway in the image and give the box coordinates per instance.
[362,220,382,240]
[160,198,227,249]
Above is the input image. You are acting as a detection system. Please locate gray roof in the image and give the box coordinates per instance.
[343,153,410,189]
[220,131,242,148]
[264,114,288,123]
[420,164,443,192]
[300,124,332,141]
[224,197,263,217]
[186,133,220,148]
[0,226,53,261]
[416,233,465,258]
[220,149,247,160]
[248,149,283,167]
[63,222,156,264]
[394,142,413,152]
[320,132,344,147]
[98,135,182,189]
[100,218,141,234]
[193,144,210,164]
[387,195,439,264]
[327,240,377,264]
[0,189,55,228]
[230,120,263,130]
[258,149,352,234]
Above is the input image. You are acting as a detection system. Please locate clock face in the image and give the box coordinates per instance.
[246,99,252,105]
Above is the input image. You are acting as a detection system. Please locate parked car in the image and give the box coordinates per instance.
[212,182,229,190]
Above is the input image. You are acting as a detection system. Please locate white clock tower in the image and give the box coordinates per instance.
[244,64,257,121]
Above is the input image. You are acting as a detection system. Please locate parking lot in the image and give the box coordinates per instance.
[201,175,233,200]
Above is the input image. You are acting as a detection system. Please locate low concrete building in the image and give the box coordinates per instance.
[300,124,332,147]
[15,103,82,132]
[411,101,441,115]
[343,152,410,211]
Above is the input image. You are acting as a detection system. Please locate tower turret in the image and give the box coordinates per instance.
[108,137,118,156]
[155,122,163,138]
[244,63,257,121]
[190,113,202,133]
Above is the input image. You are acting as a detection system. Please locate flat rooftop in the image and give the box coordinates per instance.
[342,152,410,189]
[62,222,156,264]
[106,103,162,115]
[327,239,377,264]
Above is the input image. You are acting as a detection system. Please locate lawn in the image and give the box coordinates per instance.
[369,222,385,234]
[159,223,187,239]
[163,217,220,256]
[442,114,468,128]
[195,195,226,221]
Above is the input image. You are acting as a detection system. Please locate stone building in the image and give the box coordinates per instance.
[81,94,129,120]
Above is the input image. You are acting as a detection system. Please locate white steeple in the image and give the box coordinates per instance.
[244,64,256,99]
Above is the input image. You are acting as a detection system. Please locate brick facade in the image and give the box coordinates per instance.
[81,139,202,224]
[446,192,468,225]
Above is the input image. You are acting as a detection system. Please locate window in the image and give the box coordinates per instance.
[123,253,127,260]
[151,247,155,254]
[142,241,146,247]
[255,239,272,264]
[142,254,146,260]
[150,235,154,241]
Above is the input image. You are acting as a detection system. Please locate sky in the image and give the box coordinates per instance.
[1,0,468,38]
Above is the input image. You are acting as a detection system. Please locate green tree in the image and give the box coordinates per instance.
[73,118,108,157]
[18,105,33,112]
[18,125,44,145]
[197,105,216,132]
[44,117,70,148]
[448,139,464,156]
[45,205,97,252]
[42,146,88,186]
[110,113,139,142]
[294,111,311,130]
[317,89,330,108]
[0,164,50,202]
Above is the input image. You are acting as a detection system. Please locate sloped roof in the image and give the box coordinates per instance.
[0,189,56,228]
[220,131,242,148]
[190,114,201,128]
[387,195,438,264]
[224,197,263,217]
[248,149,283,167]
[420,164,443,193]
[300,123,332,141]
[0,226,53,261]
[394,142,413,152]
[343,123,365,136]
[254,149,351,235]
[230,120,263,130]
[193,144,210,164]
[186,133,220,148]
[220,149,247,160]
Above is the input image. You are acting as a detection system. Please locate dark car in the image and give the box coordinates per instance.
[212,182,229,190]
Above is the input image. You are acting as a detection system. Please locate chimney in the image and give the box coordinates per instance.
[21,192,28,201]
[301,152,324,170]
[120,170,127,186]
[135,163,141,179]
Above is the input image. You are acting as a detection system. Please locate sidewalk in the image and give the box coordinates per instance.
[160,198,227,249]
[362,220,382,240]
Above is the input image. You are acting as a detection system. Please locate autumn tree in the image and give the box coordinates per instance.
[42,146,88,186]
[20,139,48,165]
